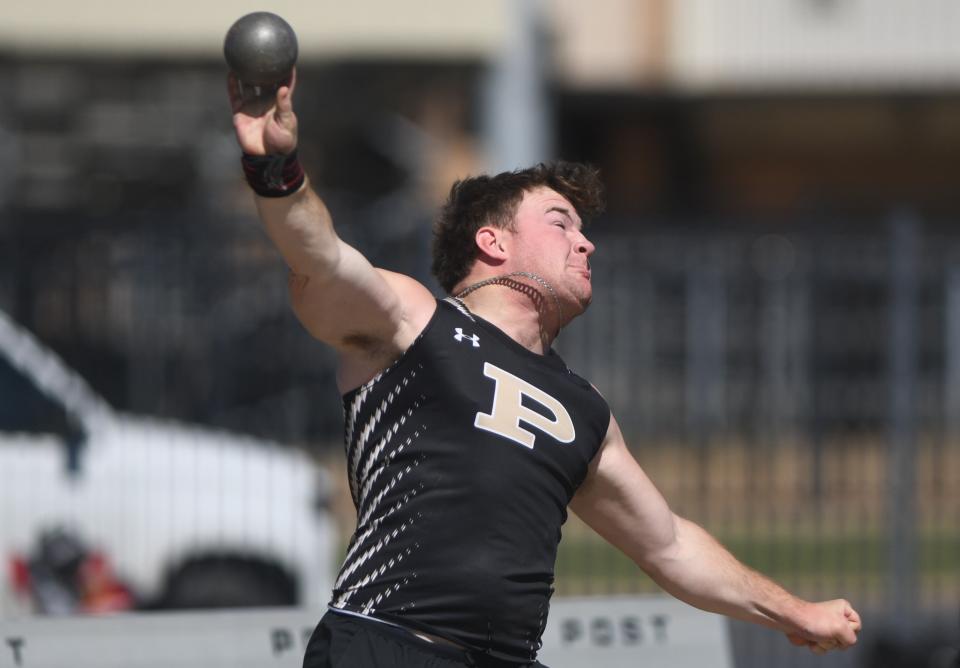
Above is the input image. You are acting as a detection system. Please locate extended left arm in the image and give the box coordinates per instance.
[569,415,861,654]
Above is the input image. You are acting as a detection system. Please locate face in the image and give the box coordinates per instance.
[505,187,596,317]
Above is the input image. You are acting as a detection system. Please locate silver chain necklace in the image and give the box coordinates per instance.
[454,271,564,323]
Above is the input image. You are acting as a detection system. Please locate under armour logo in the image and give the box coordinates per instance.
[453,327,480,347]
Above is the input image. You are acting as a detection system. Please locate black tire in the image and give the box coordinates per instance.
[156,555,297,609]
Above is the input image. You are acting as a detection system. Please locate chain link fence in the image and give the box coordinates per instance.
[555,220,960,667]
[3,209,957,665]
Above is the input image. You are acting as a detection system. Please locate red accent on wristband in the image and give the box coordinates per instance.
[241,151,305,197]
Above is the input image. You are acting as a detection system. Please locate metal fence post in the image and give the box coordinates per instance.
[945,264,960,438]
[480,0,552,172]
[685,242,727,522]
[888,212,920,623]
[686,242,727,437]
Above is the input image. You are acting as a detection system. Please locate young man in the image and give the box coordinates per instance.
[229,73,861,668]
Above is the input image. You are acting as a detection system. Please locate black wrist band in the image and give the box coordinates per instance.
[241,151,305,197]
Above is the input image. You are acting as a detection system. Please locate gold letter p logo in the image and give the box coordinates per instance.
[474,362,576,449]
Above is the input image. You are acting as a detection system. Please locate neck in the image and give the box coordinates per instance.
[454,272,563,354]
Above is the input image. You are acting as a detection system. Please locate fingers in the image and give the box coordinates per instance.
[787,599,862,655]
[227,68,297,155]
[791,638,837,655]
[227,72,244,113]
[275,69,296,127]
[276,85,293,123]
[837,600,861,645]
[786,635,840,655]
[786,633,826,652]
[845,605,862,632]
[815,599,859,647]
[786,633,808,647]
[792,639,830,655]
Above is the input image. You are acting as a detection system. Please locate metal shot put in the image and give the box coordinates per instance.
[224,12,298,99]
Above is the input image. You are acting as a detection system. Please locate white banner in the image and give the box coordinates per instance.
[1,595,731,668]
[538,595,733,668]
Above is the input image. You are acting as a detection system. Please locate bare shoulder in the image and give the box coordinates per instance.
[578,413,626,488]
[376,269,437,334]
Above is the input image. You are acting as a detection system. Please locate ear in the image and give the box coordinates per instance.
[475,226,509,262]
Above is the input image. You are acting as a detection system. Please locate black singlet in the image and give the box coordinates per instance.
[330,298,610,663]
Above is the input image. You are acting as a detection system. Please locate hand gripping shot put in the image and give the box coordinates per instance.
[224,12,862,668]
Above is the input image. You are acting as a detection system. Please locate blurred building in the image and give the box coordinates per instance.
[550,0,960,219]
[3,0,959,220]
[1,0,958,449]
[0,0,957,441]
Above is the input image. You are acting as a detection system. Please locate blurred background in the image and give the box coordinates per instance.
[1,1,958,667]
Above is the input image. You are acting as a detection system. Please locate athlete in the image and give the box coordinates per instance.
[228,72,861,668]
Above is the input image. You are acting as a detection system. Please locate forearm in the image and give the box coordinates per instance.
[642,516,810,634]
[254,178,342,278]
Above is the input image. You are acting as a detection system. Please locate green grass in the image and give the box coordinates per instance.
[553,531,960,597]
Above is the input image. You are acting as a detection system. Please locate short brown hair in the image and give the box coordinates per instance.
[431,161,605,294]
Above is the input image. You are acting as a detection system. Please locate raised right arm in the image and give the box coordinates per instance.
[229,72,435,390]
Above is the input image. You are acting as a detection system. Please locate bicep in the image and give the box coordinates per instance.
[570,415,679,568]
[255,184,434,361]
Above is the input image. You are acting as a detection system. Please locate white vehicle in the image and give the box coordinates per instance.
[0,307,335,617]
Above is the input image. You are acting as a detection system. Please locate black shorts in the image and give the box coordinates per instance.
[303,610,548,668]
